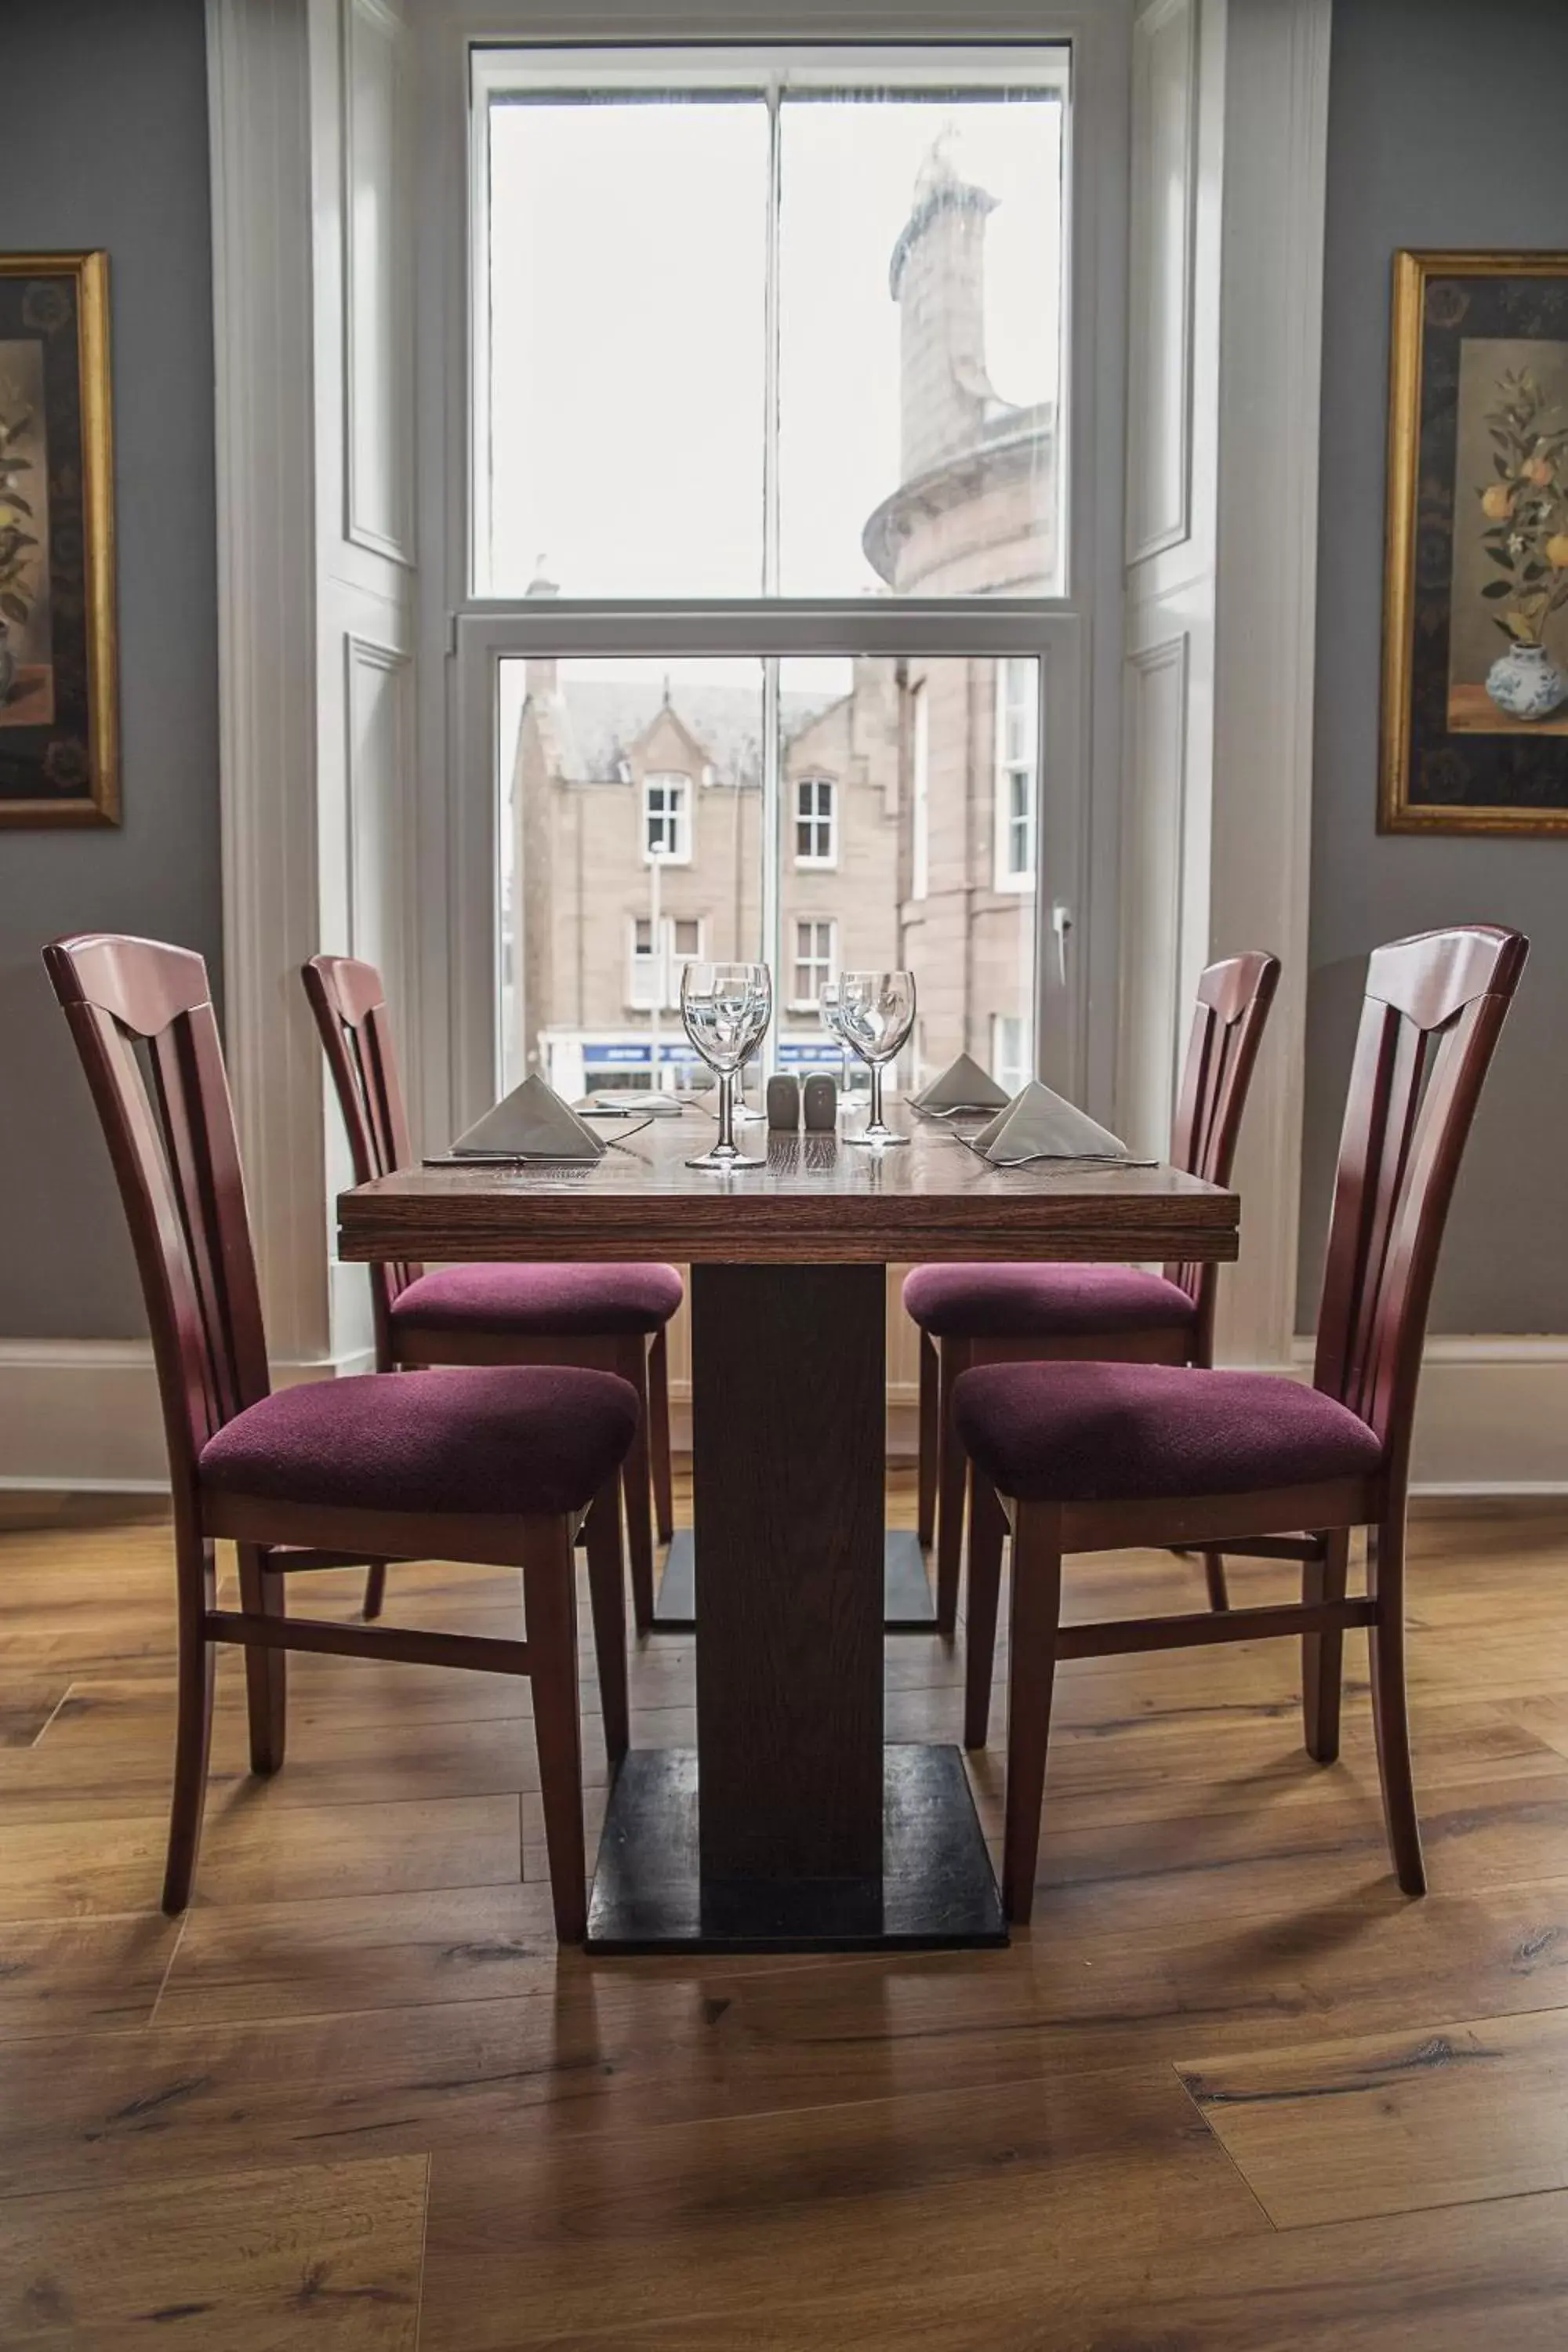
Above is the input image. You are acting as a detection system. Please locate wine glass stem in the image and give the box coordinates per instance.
[717,1069,737,1155]
[869,1062,885,1132]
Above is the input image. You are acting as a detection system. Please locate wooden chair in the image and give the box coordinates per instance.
[45,932,641,1940]
[303,954,681,1632]
[955,925,1527,1923]
[906,951,1280,1630]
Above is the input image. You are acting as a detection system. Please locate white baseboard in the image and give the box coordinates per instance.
[0,1340,376,1491]
[1281,1336,1568,1497]
[4,1338,1566,1497]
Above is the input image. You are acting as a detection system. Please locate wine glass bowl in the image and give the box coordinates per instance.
[833,969,916,1146]
[679,961,771,1169]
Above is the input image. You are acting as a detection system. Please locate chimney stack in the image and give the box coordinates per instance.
[524,564,559,700]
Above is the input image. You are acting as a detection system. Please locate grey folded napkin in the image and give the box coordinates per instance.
[967,1080,1143,1166]
[450,1074,606,1161]
[910,1051,1012,1115]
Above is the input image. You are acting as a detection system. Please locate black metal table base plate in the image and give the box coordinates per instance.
[585,1744,1007,1952]
[652,1529,938,1634]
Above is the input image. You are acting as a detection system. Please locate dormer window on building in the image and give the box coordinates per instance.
[795,775,837,867]
[644,772,691,863]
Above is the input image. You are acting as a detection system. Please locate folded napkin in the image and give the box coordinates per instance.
[910,1051,1011,1114]
[452,1074,606,1161]
[969,1080,1136,1165]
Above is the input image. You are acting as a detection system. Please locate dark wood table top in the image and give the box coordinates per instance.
[338,1112,1239,1266]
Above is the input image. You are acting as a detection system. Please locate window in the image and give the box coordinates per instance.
[991,1011,1030,1096]
[475,50,1068,599]
[472,44,1091,1108]
[630,913,704,1009]
[629,917,658,1008]
[644,772,691,863]
[994,656,1038,890]
[792,918,837,1008]
[910,681,929,902]
[795,775,836,866]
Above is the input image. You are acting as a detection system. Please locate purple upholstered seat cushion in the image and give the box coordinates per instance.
[198,1367,640,1519]
[951,1360,1382,1504]
[390,1261,683,1339]
[902,1261,1196,1342]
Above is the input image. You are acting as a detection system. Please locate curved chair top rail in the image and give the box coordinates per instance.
[1314,924,1528,1481]
[1164,949,1282,1351]
[303,953,421,1338]
[42,931,270,1493]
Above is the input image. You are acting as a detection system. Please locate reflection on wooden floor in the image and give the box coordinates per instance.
[4,1478,1568,2344]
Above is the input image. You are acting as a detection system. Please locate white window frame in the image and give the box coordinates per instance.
[629,911,704,1008]
[993,655,1039,892]
[790,916,838,1009]
[430,11,1133,1146]
[643,771,691,866]
[793,774,837,869]
[990,1011,1030,1097]
[910,678,929,902]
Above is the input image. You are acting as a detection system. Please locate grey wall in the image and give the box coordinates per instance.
[1301,0,1568,1333]
[0,0,219,1337]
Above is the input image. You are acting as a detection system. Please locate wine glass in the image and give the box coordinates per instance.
[835,970,917,1147]
[679,962,772,1170]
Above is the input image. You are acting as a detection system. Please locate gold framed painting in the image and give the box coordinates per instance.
[1381,250,1568,835]
[0,251,118,828]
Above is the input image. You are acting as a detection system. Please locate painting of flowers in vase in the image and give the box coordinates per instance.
[1449,344,1568,734]
[1381,252,1568,833]
[0,253,117,828]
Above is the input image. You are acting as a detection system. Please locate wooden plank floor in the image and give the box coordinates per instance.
[4,1482,1568,2344]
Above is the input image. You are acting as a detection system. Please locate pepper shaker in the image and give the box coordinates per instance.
[802,1073,837,1132]
[766,1073,800,1130]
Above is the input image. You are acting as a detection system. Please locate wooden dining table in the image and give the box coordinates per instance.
[338,1112,1239,1953]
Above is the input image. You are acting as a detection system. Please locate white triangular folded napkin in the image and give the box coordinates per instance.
[452,1074,606,1160]
[910,1051,1012,1114]
[970,1080,1134,1164]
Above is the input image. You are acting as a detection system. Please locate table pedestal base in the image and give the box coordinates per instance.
[652,1529,938,1634]
[584,1745,1007,1953]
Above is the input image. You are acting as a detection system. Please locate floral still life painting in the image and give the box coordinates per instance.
[0,253,117,827]
[1381,252,1568,833]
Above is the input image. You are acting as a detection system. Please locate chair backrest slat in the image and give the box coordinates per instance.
[43,935,270,1492]
[1313,925,1527,1484]
[302,955,421,1362]
[1163,949,1281,1359]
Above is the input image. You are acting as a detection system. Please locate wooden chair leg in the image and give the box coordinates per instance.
[522,1522,589,1944]
[648,1325,675,1546]
[1201,1552,1230,1612]
[1000,1501,1065,1927]
[236,1541,287,1776]
[935,1339,971,1637]
[964,1474,1007,1751]
[162,1534,217,1915]
[1367,1514,1425,1896]
[916,1330,938,1550]
[1301,1526,1349,1763]
[619,1341,657,1636]
[583,1483,630,1769]
[361,1561,387,1621]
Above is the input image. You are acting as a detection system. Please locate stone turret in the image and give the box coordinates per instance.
[887,133,1002,481]
[862,131,1055,597]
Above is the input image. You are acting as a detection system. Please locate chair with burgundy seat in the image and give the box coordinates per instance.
[45,933,638,1941]
[303,954,682,1633]
[905,950,1280,1633]
[953,924,1527,1925]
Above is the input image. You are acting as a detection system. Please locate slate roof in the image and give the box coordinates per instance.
[548,681,840,788]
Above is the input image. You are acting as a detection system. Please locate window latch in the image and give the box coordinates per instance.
[1050,902,1073,987]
